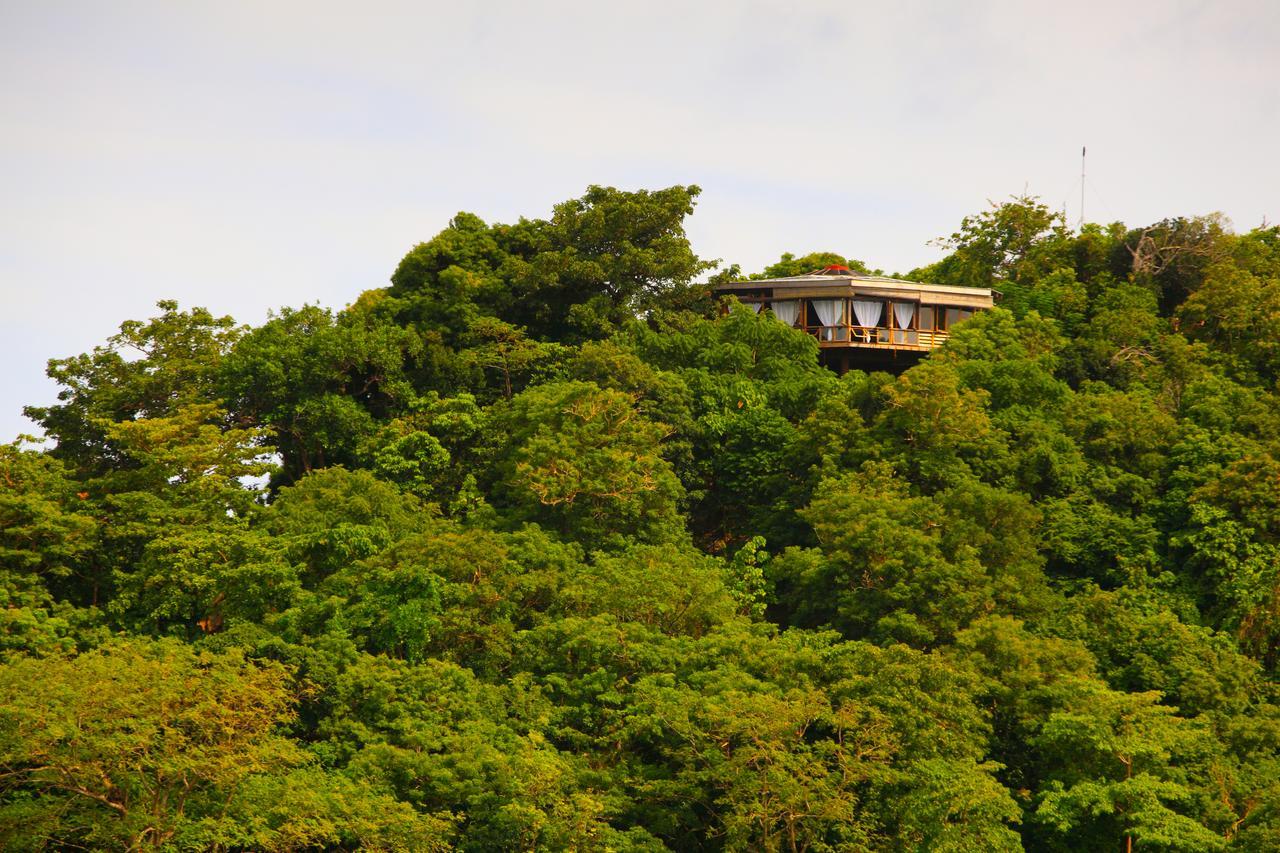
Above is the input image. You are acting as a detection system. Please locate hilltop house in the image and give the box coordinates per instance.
[713,264,996,372]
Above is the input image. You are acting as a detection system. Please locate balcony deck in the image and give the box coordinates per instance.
[804,324,950,351]
[713,269,994,366]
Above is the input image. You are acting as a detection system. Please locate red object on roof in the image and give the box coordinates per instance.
[821,264,851,274]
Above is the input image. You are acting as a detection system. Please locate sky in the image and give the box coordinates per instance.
[3,0,1279,440]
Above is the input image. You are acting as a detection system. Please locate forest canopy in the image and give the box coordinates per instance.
[3,185,1280,851]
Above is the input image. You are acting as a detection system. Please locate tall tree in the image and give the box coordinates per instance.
[389,185,713,343]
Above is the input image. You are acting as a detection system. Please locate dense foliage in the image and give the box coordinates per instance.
[4,185,1280,850]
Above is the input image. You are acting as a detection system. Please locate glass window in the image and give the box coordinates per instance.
[849,300,884,329]
[809,299,846,329]
[919,306,935,330]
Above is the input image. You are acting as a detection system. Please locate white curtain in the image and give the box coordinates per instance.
[771,300,800,326]
[748,302,763,314]
[811,299,844,326]
[892,302,916,344]
[852,300,883,327]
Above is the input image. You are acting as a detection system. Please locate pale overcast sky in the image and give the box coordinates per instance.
[3,0,1279,440]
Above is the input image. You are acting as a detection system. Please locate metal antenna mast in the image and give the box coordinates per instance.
[1079,146,1086,229]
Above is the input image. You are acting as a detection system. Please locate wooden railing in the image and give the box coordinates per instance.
[802,324,949,350]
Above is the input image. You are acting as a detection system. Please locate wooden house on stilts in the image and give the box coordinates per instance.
[714,264,997,373]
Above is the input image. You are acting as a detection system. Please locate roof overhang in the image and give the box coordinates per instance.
[714,275,995,307]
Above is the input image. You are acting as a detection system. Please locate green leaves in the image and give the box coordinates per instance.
[0,639,444,851]
[490,381,685,549]
[8,187,1280,851]
[219,302,425,485]
[268,466,430,585]
[1031,685,1226,852]
[779,466,1045,647]
[0,440,97,589]
[390,185,711,345]
[924,194,1072,288]
[25,301,242,477]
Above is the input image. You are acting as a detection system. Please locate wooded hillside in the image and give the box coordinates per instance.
[3,186,1280,851]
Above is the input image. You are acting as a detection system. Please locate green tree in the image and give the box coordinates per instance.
[630,683,892,852]
[1032,684,1224,852]
[922,195,1071,288]
[0,440,99,625]
[750,250,878,279]
[219,301,424,485]
[775,465,1044,646]
[489,381,685,548]
[266,465,431,587]
[874,359,1004,489]
[354,392,498,518]
[1121,214,1233,312]
[0,640,449,850]
[25,301,241,477]
[90,403,288,635]
[390,185,713,343]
